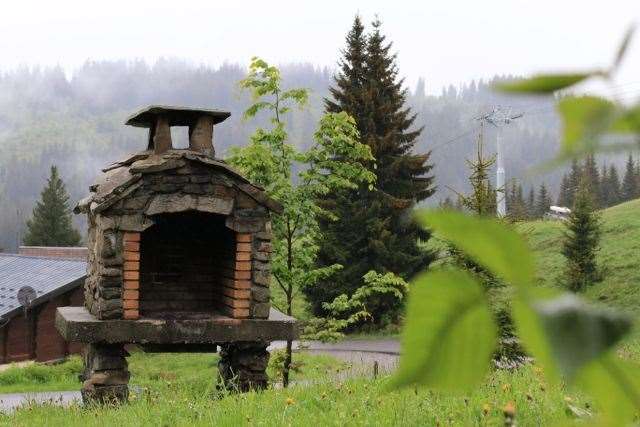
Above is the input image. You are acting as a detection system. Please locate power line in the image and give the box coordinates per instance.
[429,126,479,151]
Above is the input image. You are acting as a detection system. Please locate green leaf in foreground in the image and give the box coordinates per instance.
[417,209,534,287]
[494,73,595,94]
[512,288,563,383]
[557,96,617,157]
[576,354,640,425]
[611,104,640,134]
[390,269,497,391]
[533,293,632,381]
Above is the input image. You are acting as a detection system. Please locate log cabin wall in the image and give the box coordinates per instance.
[0,286,84,364]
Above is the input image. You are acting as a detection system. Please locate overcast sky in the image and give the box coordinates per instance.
[0,0,638,96]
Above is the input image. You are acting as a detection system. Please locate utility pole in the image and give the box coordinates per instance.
[477,107,523,217]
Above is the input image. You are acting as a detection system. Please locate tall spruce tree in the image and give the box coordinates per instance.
[562,179,601,292]
[604,164,622,207]
[566,158,582,208]
[527,187,536,219]
[325,15,367,130]
[535,183,552,218]
[311,17,435,318]
[507,182,526,221]
[557,173,570,207]
[621,154,637,202]
[457,135,496,216]
[582,154,601,207]
[23,166,81,246]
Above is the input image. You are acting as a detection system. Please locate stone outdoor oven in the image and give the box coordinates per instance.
[56,106,297,403]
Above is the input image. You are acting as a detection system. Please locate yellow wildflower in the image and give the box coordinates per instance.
[482,403,491,415]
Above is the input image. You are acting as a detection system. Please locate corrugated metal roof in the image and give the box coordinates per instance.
[0,254,86,321]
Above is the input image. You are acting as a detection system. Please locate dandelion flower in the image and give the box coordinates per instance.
[482,403,491,415]
[503,401,516,417]
[286,397,295,406]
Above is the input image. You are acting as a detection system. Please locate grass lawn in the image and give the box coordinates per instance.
[521,198,640,316]
[2,341,639,426]
[0,362,595,426]
[0,350,343,394]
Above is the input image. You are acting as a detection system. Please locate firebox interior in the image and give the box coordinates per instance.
[139,211,235,318]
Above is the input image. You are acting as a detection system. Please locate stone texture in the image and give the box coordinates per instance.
[218,341,270,392]
[250,302,271,319]
[56,306,298,344]
[78,147,285,323]
[253,271,271,287]
[251,286,270,303]
[81,343,129,404]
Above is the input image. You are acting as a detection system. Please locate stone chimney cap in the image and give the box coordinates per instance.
[125,105,231,128]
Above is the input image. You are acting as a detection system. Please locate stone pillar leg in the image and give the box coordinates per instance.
[81,343,130,404]
[218,341,270,392]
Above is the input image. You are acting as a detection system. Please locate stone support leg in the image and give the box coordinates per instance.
[218,341,270,392]
[81,343,130,404]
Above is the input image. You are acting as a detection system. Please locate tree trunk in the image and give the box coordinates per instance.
[281,227,294,388]
[282,339,292,388]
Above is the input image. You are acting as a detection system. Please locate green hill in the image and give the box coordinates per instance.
[522,198,640,316]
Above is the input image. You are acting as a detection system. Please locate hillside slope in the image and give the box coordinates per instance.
[522,198,640,315]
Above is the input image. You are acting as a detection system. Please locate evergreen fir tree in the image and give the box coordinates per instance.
[557,173,570,207]
[457,135,496,216]
[312,17,436,317]
[450,133,523,363]
[535,183,552,218]
[562,179,601,292]
[566,158,582,208]
[527,187,536,219]
[599,162,609,207]
[507,182,526,221]
[439,196,455,209]
[506,181,516,216]
[621,154,637,202]
[23,166,81,247]
[605,164,621,207]
[582,154,601,207]
[325,15,367,127]
[635,161,640,197]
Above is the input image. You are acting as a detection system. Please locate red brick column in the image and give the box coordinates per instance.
[123,232,140,320]
[220,233,252,319]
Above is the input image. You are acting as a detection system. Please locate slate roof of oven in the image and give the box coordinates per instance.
[0,254,86,322]
[74,150,283,215]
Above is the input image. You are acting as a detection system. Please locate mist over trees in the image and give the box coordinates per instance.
[0,58,586,251]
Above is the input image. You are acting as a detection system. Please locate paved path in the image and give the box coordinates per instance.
[272,338,400,378]
[0,390,81,412]
[0,338,400,412]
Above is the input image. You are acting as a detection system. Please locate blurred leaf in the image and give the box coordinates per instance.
[611,105,640,134]
[512,288,562,383]
[557,96,617,157]
[533,293,632,381]
[494,73,595,94]
[390,269,497,391]
[613,25,636,70]
[576,354,640,425]
[417,210,534,287]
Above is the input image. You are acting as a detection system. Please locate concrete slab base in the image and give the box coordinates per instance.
[55,307,298,345]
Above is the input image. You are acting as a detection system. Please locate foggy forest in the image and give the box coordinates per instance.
[0,60,564,251]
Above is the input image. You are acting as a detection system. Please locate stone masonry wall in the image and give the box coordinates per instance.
[83,156,273,320]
